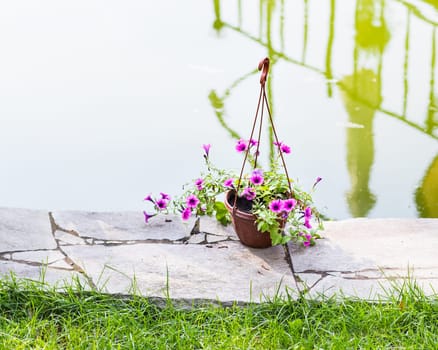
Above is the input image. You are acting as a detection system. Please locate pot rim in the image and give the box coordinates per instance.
[224,190,257,220]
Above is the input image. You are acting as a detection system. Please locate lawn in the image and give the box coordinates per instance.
[0,275,436,349]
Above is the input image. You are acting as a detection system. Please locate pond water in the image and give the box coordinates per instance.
[0,0,437,219]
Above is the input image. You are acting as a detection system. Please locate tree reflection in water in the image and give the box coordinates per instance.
[209,0,438,217]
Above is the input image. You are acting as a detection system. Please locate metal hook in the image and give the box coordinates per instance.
[258,57,270,85]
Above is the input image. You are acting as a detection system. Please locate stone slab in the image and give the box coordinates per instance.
[62,242,296,302]
[187,233,206,244]
[288,219,438,298]
[51,211,192,242]
[206,234,228,243]
[199,216,238,238]
[304,275,438,300]
[54,231,87,245]
[0,207,57,252]
[11,250,65,265]
[0,261,87,287]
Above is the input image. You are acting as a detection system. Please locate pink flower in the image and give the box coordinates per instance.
[249,139,258,147]
[160,192,171,200]
[269,199,283,213]
[224,178,234,188]
[143,211,156,223]
[186,194,200,208]
[274,141,291,154]
[304,219,312,229]
[202,144,211,156]
[280,143,291,154]
[303,234,312,247]
[304,208,312,228]
[181,207,192,221]
[144,194,155,203]
[235,139,248,153]
[195,178,204,190]
[250,170,264,186]
[283,198,297,212]
[156,199,168,210]
[305,207,312,218]
[242,187,256,201]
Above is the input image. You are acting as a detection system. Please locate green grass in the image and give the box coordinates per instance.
[0,275,437,349]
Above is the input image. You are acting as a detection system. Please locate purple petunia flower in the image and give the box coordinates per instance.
[242,187,256,201]
[269,199,284,213]
[224,178,234,188]
[273,141,291,154]
[143,211,156,224]
[156,199,168,210]
[304,208,312,228]
[249,138,258,147]
[304,207,312,219]
[202,144,211,157]
[303,234,312,247]
[186,194,200,208]
[181,207,192,221]
[280,143,291,154]
[144,194,155,203]
[235,139,248,153]
[195,178,204,190]
[250,170,264,186]
[160,192,171,200]
[283,198,297,212]
[304,219,312,229]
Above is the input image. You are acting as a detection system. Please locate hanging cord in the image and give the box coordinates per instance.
[263,87,294,197]
[233,82,263,211]
[233,57,303,296]
[234,57,294,211]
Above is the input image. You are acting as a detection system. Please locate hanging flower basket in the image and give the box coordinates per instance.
[224,190,273,248]
[143,57,324,248]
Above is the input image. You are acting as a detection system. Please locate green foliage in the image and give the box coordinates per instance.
[148,144,323,246]
[214,201,230,226]
[0,276,437,349]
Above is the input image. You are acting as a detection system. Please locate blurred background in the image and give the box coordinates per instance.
[0,0,437,219]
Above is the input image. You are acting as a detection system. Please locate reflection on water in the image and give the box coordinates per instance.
[0,0,436,217]
[340,69,378,217]
[416,155,438,217]
[210,0,438,217]
[340,0,387,216]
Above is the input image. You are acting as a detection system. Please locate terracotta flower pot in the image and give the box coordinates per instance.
[224,191,272,248]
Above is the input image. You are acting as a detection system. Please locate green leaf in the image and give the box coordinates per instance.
[214,201,231,225]
[270,232,283,245]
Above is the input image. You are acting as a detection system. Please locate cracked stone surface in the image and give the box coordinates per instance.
[0,261,87,286]
[187,233,206,244]
[51,211,191,241]
[0,210,437,303]
[62,242,295,302]
[288,218,438,298]
[10,250,65,265]
[0,207,56,251]
[199,216,237,238]
[206,234,228,243]
[55,231,88,245]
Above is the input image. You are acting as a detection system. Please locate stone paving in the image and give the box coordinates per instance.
[0,207,437,303]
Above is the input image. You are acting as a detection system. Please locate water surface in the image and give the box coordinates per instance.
[0,0,437,219]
